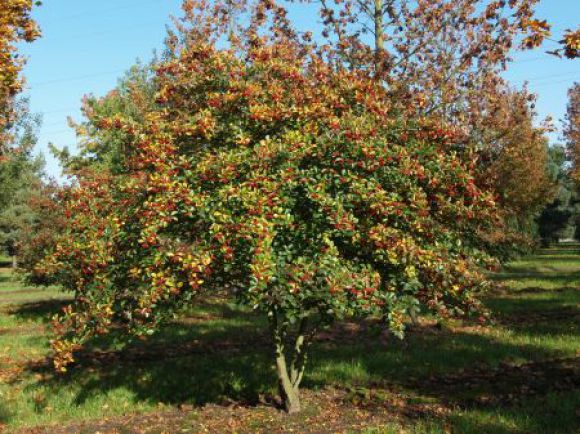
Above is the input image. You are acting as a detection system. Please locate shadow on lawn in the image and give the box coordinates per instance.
[0,402,11,426]
[490,268,580,284]
[21,304,575,406]
[23,303,277,408]
[0,273,15,284]
[483,288,579,335]
[9,278,578,432]
[10,298,71,323]
[485,287,578,310]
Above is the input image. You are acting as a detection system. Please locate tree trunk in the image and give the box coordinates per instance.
[409,308,419,327]
[374,0,384,74]
[289,316,309,388]
[275,347,301,414]
[12,255,17,269]
[269,311,312,414]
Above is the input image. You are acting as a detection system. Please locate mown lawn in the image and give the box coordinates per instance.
[0,246,578,433]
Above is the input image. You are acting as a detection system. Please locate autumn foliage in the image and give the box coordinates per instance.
[0,0,40,153]
[25,0,573,414]
[565,83,579,182]
[33,0,517,413]
[472,87,555,253]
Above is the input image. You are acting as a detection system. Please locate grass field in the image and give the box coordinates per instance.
[0,246,578,433]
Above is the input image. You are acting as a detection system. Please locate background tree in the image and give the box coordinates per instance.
[21,64,158,280]
[0,0,40,155]
[15,180,64,283]
[39,0,500,414]
[537,146,579,245]
[312,0,547,119]
[564,83,579,182]
[52,62,158,174]
[472,86,555,254]
[545,27,580,59]
[0,99,44,266]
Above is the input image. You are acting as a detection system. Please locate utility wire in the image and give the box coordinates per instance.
[41,0,163,25]
[41,107,81,115]
[526,70,580,81]
[30,67,578,92]
[40,129,75,136]
[509,70,580,84]
[29,69,127,88]
[42,120,70,128]
[37,20,163,44]
[532,78,580,88]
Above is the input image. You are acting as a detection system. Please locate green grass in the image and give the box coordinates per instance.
[0,246,578,432]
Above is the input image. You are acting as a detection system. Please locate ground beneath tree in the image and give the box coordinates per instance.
[1,246,579,433]
[8,325,579,434]
[14,354,580,433]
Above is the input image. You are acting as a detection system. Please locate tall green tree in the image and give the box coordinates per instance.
[52,62,158,174]
[472,87,555,256]
[564,83,579,183]
[537,146,579,245]
[0,100,44,265]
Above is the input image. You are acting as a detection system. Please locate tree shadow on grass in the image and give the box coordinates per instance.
[22,307,575,405]
[309,323,573,387]
[528,253,580,261]
[11,289,578,433]
[21,302,277,409]
[0,401,12,426]
[9,298,71,323]
[490,268,580,286]
[0,274,14,284]
[483,288,579,336]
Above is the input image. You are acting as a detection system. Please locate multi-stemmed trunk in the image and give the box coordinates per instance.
[269,310,313,414]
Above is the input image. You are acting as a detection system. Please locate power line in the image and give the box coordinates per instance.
[527,70,580,82]
[42,120,70,128]
[509,53,559,65]
[31,61,576,90]
[41,107,81,115]
[29,69,126,88]
[509,70,580,84]
[37,20,163,44]
[40,129,75,136]
[41,0,163,25]
[531,78,580,88]
[510,56,544,64]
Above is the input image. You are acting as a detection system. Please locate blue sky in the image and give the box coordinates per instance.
[20,0,580,179]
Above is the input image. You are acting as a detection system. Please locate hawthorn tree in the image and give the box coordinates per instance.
[39,0,501,414]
